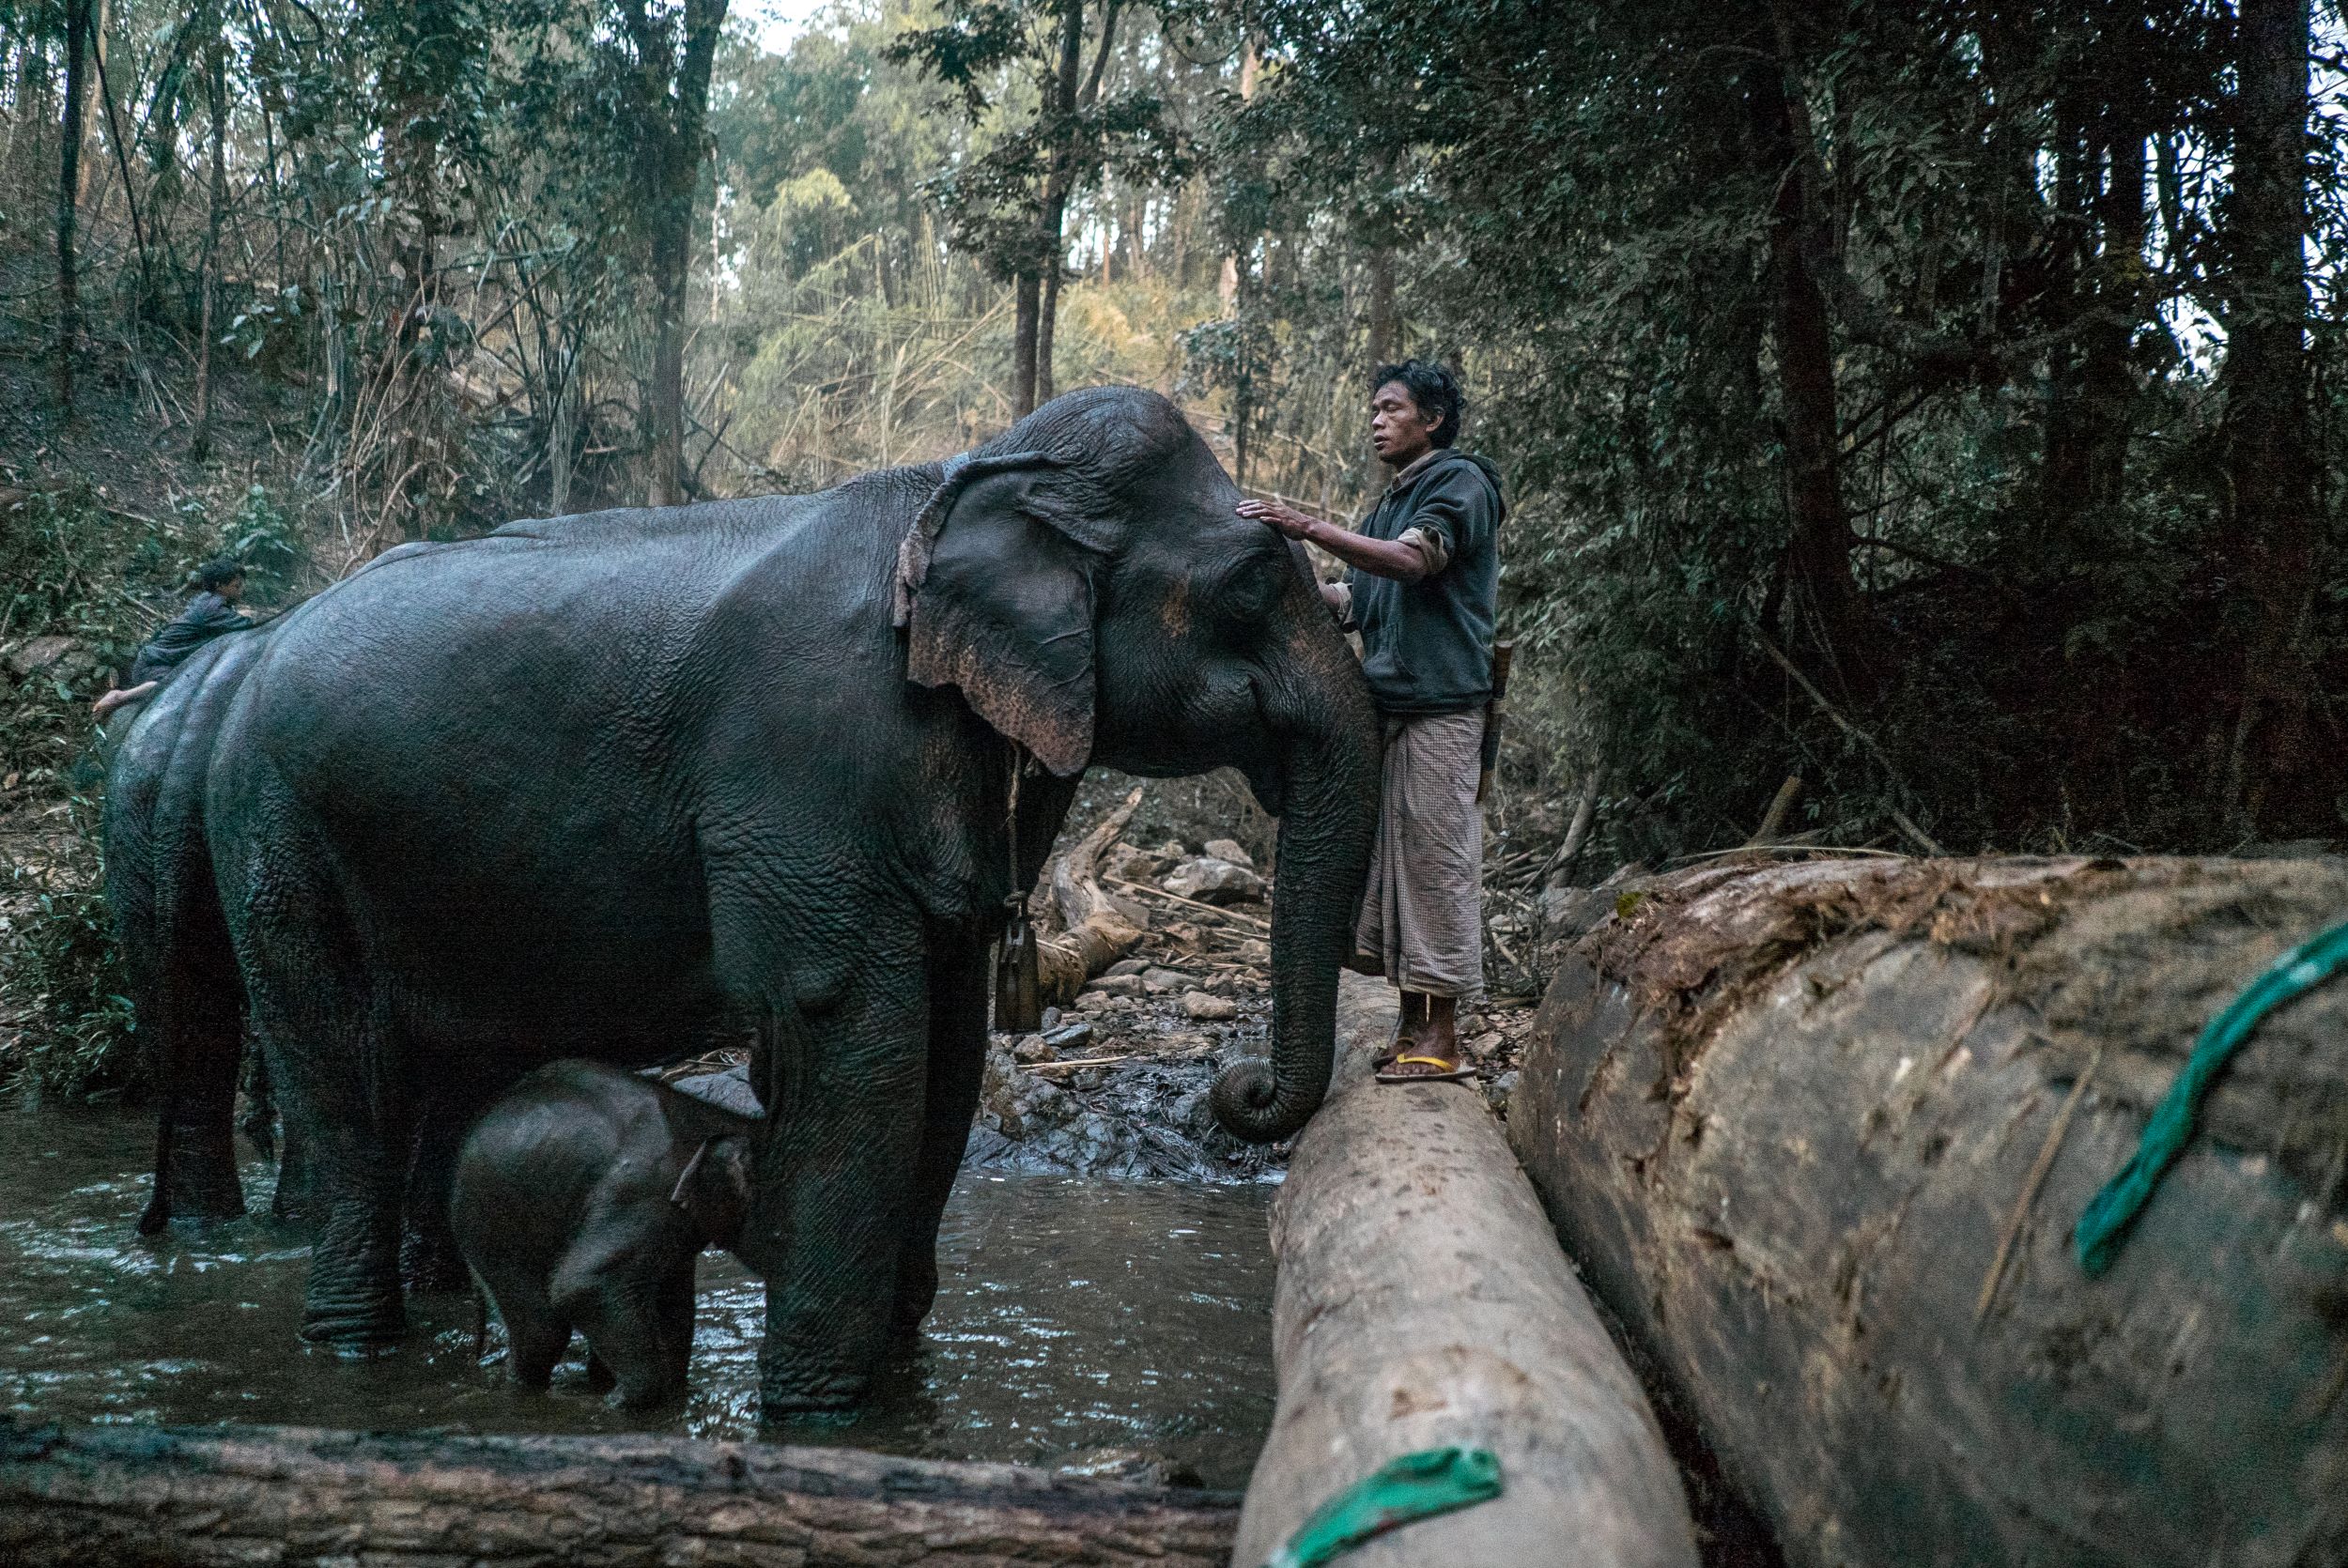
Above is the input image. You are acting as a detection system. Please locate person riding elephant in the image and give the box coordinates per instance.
[114,386,1380,1416]
[452,1060,761,1409]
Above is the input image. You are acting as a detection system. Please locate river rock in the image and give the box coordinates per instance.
[1235,938,1272,966]
[1086,974,1144,999]
[1182,991,1238,1022]
[1202,838,1255,870]
[1104,843,1167,884]
[1013,1035,1058,1064]
[5,635,78,680]
[1104,958,1149,977]
[1163,858,1266,904]
[1073,992,1117,1014]
[1043,1022,1094,1051]
[1142,966,1190,994]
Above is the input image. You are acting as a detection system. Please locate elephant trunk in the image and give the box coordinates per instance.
[1210,630,1380,1145]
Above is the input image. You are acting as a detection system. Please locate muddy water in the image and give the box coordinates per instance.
[0,1109,1277,1487]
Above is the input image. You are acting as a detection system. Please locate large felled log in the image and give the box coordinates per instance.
[0,1419,1240,1568]
[1037,785,1148,1007]
[1512,855,2348,1568]
[1232,974,1698,1568]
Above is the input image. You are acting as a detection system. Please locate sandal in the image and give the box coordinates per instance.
[1375,1053,1476,1084]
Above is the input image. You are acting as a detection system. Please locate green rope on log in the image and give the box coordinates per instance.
[1262,1446,1503,1568]
[2077,918,2348,1277]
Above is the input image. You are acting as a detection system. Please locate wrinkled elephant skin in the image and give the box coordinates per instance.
[110,387,1380,1414]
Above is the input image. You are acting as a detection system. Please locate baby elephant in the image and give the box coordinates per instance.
[452,1058,760,1408]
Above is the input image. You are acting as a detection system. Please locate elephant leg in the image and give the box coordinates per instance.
[131,710,248,1233]
[892,933,989,1341]
[659,1262,699,1394]
[235,851,411,1347]
[270,1107,317,1225]
[567,1275,682,1410]
[749,964,930,1416]
[500,1290,571,1391]
[402,1081,489,1294]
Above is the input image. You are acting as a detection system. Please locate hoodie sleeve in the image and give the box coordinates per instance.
[1402,460,1500,576]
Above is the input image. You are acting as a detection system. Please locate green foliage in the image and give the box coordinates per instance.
[1229,0,2345,855]
[1,815,138,1106]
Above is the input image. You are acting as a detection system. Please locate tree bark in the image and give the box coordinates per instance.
[54,0,89,410]
[72,0,107,211]
[1512,855,2348,1568]
[0,1420,1240,1567]
[1217,38,1259,315]
[1233,976,1699,1568]
[191,36,227,460]
[1750,13,1871,702]
[1365,244,1397,368]
[2217,0,2318,835]
[630,0,728,506]
[1756,8,1878,709]
[1012,270,1041,417]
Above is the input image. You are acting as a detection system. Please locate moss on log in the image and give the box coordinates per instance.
[0,1419,1240,1567]
[1512,855,2348,1568]
[1233,975,1698,1568]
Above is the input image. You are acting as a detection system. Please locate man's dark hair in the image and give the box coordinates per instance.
[193,558,244,592]
[1370,359,1464,448]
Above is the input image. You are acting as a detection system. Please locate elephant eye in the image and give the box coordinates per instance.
[1213,560,1284,625]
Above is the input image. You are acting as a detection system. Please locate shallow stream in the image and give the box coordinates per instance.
[0,1109,1277,1488]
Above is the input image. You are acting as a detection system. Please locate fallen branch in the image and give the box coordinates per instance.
[0,1420,1240,1568]
[1102,873,1272,931]
[1035,786,1148,1007]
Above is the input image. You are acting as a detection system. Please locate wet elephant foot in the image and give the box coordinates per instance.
[141,1131,248,1234]
[758,1367,873,1418]
[301,1203,407,1349]
[888,1252,938,1344]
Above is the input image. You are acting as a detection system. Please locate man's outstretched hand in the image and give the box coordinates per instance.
[1236,498,1321,542]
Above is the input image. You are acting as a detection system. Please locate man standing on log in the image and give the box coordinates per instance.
[1238,360,1504,1080]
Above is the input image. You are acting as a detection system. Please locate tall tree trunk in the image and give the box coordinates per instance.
[1750,26,1872,701]
[634,0,728,506]
[72,0,106,211]
[1029,0,1085,412]
[2216,0,2316,834]
[1365,246,1397,366]
[1012,271,1041,418]
[2081,118,2147,510]
[55,0,89,410]
[1217,38,1259,314]
[1037,260,1062,406]
[191,36,227,460]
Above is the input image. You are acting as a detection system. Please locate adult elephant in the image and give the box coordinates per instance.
[127,387,1379,1412]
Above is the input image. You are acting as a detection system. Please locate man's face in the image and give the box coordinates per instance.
[1369,381,1440,468]
[218,576,245,604]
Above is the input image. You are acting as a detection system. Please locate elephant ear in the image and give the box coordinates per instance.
[672,1134,755,1253]
[897,452,1106,776]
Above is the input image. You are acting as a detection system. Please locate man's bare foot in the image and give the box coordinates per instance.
[1376,993,1475,1082]
[1373,991,1429,1071]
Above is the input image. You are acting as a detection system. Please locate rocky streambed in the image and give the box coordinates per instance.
[672,828,1539,1182]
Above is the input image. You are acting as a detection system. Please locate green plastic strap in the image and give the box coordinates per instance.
[1262,1446,1503,1568]
[2076,917,2348,1277]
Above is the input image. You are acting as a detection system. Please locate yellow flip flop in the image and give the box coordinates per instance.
[1375,1053,1475,1084]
